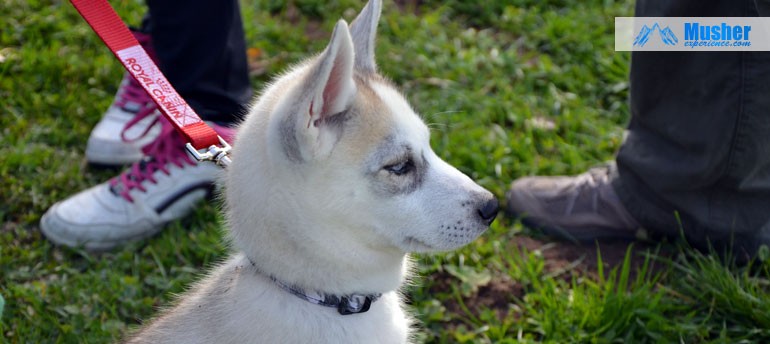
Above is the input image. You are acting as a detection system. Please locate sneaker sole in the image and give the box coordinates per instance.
[40,204,166,252]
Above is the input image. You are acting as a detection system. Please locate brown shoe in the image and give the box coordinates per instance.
[505,165,642,242]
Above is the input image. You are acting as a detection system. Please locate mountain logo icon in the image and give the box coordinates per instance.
[633,23,679,47]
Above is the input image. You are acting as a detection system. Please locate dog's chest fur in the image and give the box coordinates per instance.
[128,254,410,344]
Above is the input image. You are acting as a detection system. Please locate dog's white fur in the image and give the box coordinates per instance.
[127,1,496,343]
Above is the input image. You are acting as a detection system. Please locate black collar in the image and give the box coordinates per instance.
[248,259,381,315]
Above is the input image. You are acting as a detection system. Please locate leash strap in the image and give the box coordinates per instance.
[69,0,232,167]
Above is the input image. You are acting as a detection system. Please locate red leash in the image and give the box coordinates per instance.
[69,0,232,167]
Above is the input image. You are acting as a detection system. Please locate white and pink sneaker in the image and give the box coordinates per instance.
[41,118,235,251]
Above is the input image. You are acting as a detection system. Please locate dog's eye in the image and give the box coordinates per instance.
[384,159,413,176]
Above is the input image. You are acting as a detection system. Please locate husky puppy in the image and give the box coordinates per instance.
[128,1,498,342]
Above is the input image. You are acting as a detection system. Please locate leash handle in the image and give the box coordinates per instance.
[69,0,231,167]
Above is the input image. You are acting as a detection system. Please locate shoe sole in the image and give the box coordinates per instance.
[40,205,165,252]
[507,209,639,244]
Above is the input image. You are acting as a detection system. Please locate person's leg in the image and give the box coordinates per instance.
[146,0,251,124]
[41,0,252,251]
[615,0,770,256]
[507,0,770,257]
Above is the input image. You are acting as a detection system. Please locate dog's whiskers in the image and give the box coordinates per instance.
[426,122,448,132]
[425,110,464,132]
[426,110,464,119]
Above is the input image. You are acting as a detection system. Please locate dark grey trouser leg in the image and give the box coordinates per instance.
[145,0,252,124]
[611,0,770,257]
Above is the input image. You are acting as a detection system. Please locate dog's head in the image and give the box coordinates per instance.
[227,0,497,267]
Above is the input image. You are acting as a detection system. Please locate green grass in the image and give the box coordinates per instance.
[1,0,769,342]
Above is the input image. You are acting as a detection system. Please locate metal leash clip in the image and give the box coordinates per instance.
[185,136,232,168]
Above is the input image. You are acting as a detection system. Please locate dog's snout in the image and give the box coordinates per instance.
[476,198,499,225]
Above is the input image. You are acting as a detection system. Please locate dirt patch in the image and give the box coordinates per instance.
[427,236,672,326]
[467,277,524,321]
[428,269,523,323]
[511,236,669,282]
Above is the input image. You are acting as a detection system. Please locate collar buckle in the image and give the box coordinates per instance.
[337,295,374,315]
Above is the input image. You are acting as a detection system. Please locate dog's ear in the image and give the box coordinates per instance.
[296,20,356,160]
[349,0,381,73]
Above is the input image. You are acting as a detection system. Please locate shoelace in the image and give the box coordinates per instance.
[120,101,160,144]
[113,75,154,112]
[109,117,196,202]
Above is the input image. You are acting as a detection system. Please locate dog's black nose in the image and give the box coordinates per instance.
[477,198,499,225]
